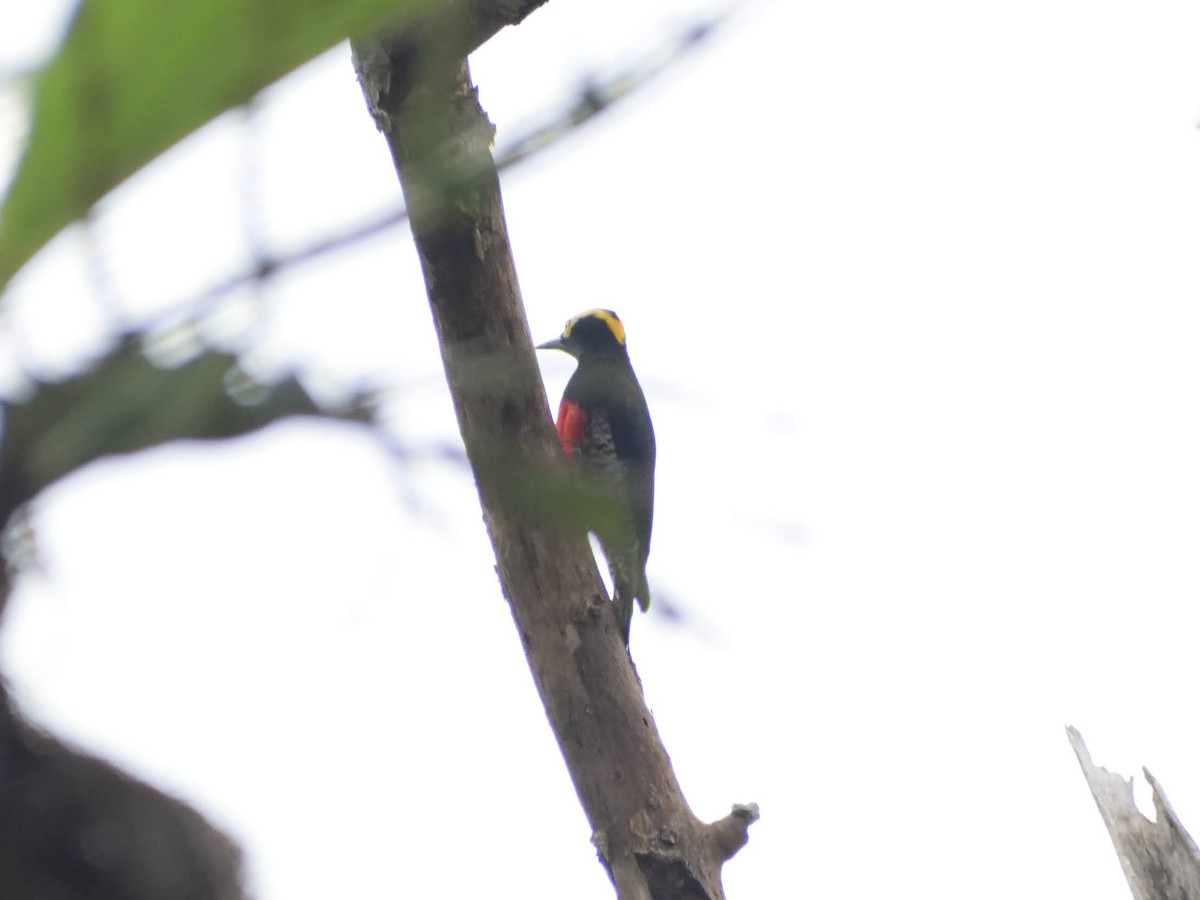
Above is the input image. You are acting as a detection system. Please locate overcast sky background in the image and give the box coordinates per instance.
[3,1,1200,897]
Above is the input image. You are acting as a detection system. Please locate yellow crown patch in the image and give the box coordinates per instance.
[563,308,625,345]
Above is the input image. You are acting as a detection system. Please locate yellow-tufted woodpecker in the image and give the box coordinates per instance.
[537,309,656,645]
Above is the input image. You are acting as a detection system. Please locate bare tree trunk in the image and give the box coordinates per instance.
[351,30,756,900]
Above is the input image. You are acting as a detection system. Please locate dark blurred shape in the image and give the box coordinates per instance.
[0,682,245,900]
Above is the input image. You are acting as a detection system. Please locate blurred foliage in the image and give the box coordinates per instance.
[0,0,439,292]
[0,0,729,552]
[187,13,724,311]
[477,448,631,544]
[0,335,352,522]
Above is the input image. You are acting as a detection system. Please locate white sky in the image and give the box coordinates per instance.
[3,1,1200,897]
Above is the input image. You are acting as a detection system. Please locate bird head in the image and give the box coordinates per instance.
[537,309,628,359]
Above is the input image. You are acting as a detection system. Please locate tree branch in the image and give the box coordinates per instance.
[163,10,723,336]
[352,24,754,900]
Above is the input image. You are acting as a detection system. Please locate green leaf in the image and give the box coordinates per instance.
[0,0,433,293]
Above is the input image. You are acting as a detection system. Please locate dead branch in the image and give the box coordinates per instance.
[351,19,754,897]
[1068,726,1200,900]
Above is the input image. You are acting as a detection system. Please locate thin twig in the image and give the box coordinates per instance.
[146,9,733,335]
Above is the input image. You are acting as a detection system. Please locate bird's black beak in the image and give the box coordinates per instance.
[536,337,567,353]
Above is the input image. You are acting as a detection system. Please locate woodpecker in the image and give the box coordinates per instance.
[537,309,656,645]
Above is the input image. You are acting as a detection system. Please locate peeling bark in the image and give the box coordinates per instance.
[1068,727,1200,900]
[352,26,755,900]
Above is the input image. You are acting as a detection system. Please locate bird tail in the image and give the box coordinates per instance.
[635,565,651,613]
[611,563,651,646]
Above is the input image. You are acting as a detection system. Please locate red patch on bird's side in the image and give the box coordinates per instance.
[556,397,588,460]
